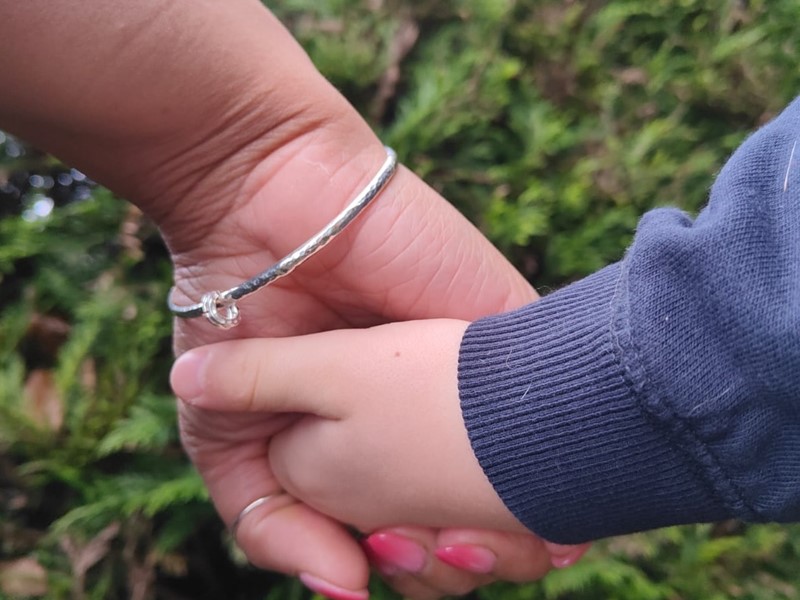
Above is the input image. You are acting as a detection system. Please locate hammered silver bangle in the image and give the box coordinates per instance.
[168,146,398,329]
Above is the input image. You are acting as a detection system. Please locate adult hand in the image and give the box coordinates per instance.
[1,1,587,597]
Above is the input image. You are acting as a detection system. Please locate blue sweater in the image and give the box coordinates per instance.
[458,96,800,544]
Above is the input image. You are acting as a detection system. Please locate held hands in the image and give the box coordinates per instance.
[169,142,587,598]
[172,320,519,532]
[166,111,591,596]
[172,320,590,596]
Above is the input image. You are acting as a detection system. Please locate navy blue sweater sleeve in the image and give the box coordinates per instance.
[458,96,800,544]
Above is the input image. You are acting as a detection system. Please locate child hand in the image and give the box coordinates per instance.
[171,319,528,535]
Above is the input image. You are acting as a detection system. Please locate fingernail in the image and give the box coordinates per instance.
[435,545,496,574]
[299,573,369,600]
[550,556,578,569]
[546,542,590,569]
[551,551,581,569]
[363,532,426,574]
[170,350,209,403]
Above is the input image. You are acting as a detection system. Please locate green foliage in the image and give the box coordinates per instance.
[4,0,800,598]
[274,0,800,283]
[472,524,800,600]
[0,189,217,598]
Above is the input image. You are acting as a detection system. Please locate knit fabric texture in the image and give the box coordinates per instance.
[458,96,800,544]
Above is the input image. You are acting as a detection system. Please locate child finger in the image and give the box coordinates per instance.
[170,333,356,417]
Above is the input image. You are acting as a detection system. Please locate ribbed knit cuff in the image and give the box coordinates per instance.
[459,265,727,544]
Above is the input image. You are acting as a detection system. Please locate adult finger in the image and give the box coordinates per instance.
[237,498,371,599]
[363,527,589,597]
[178,406,370,598]
[434,528,557,583]
[367,528,559,595]
[363,528,492,599]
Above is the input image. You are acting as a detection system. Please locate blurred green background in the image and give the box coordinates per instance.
[2,0,800,598]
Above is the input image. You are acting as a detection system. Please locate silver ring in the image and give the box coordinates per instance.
[230,495,274,541]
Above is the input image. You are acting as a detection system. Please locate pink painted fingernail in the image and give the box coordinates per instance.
[363,532,426,573]
[299,573,369,600]
[435,545,496,574]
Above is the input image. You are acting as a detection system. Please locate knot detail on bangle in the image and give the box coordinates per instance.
[201,291,240,329]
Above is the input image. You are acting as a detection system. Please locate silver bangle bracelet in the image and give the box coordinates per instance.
[167,146,398,329]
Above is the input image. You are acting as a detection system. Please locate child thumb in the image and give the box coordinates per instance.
[170,336,343,418]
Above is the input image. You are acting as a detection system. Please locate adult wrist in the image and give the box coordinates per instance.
[0,0,376,254]
[165,101,403,349]
[168,146,398,329]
